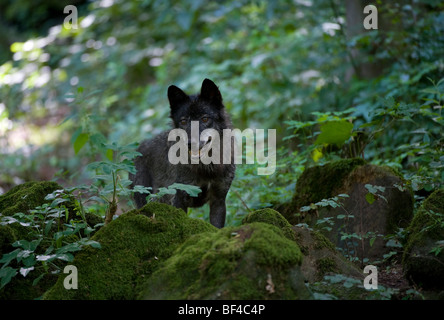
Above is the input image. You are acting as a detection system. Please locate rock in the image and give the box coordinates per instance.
[276,158,366,225]
[244,208,363,283]
[43,202,216,299]
[139,212,310,300]
[280,159,414,263]
[0,181,62,217]
[242,208,296,241]
[293,226,363,283]
[0,181,100,233]
[44,205,315,300]
[402,189,444,289]
[0,181,65,299]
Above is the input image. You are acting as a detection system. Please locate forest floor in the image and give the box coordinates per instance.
[378,263,411,294]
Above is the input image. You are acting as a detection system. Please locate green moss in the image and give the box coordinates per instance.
[280,158,365,224]
[242,208,296,240]
[0,182,106,299]
[243,223,302,267]
[404,189,444,248]
[312,230,336,252]
[294,158,365,207]
[0,225,17,256]
[402,189,444,288]
[293,226,362,284]
[316,258,338,278]
[0,181,70,299]
[44,202,216,300]
[139,222,309,300]
[0,181,62,217]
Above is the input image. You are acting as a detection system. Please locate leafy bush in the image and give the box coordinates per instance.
[0,188,102,291]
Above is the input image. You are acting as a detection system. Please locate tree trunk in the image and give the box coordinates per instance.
[345,0,384,80]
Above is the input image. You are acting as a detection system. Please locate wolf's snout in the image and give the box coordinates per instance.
[188,135,212,151]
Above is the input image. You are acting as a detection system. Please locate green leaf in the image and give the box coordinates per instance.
[89,133,107,149]
[36,254,56,262]
[56,243,82,254]
[106,148,114,161]
[19,266,34,277]
[21,253,36,267]
[32,273,45,286]
[0,267,18,289]
[365,192,376,204]
[168,183,202,197]
[0,249,20,267]
[73,133,89,155]
[314,121,353,147]
[83,240,101,249]
[12,239,30,250]
[300,205,312,212]
[55,253,74,262]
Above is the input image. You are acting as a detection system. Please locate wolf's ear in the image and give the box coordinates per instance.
[168,85,190,109]
[200,78,223,106]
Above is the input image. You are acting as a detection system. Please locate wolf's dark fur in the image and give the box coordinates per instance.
[130,79,235,228]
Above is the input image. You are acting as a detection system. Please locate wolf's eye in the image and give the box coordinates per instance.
[201,117,209,123]
[180,119,187,125]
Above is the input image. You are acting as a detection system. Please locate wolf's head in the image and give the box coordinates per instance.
[167,79,231,161]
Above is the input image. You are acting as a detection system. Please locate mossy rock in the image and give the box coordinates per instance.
[0,225,16,256]
[242,208,295,241]
[292,226,362,283]
[0,181,67,300]
[280,159,413,262]
[275,158,366,224]
[291,158,366,217]
[402,189,444,289]
[0,181,62,217]
[139,221,310,300]
[43,202,216,300]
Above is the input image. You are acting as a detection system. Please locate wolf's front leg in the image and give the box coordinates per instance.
[173,190,189,213]
[209,198,226,228]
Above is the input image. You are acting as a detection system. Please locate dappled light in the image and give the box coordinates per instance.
[0,0,443,303]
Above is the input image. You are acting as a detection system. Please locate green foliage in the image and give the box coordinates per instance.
[43,202,216,300]
[0,188,102,291]
[310,273,395,300]
[77,138,202,223]
[315,120,353,147]
[84,140,141,223]
[364,184,387,204]
[303,193,384,266]
[149,183,202,201]
[402,189,444,288]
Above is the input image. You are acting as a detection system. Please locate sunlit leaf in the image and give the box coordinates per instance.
[19,266,34,277]
[365,193,376,205]
[315,121,353,147]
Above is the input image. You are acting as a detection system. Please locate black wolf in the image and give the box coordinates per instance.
[130,79,235,228]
